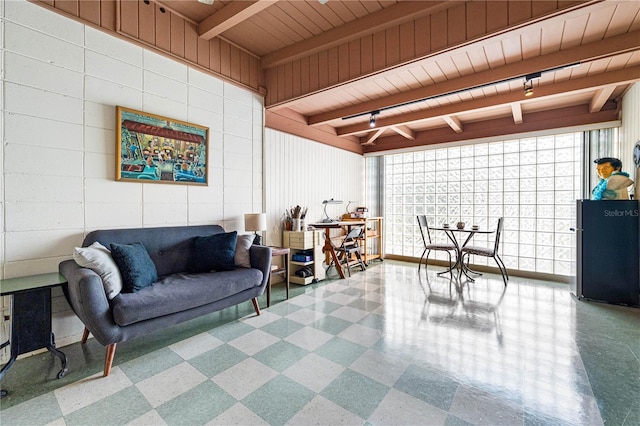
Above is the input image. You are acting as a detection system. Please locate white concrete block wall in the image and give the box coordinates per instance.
[1,0,264,350]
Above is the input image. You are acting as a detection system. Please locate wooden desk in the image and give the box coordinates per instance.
[267,247,290,307]
[310,221,366,279]
[0,273,69,398]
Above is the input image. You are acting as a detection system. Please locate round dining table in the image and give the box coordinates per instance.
[430,225,494,277]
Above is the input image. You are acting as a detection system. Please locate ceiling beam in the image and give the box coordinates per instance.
[198,0,278,40]
[265,109,362,154]
[362,129,385,146]
[362,104,619,154]
[590,86,616,113]
[443,116,463,133]
[261,1,450,69]
[336,65,640,136]
[391,125,415,140]
[511,103,523,124]
[306,31,640,126]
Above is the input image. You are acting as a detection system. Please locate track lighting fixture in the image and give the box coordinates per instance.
[369,111,379,128]
[523,79,534,97]
[343,63,580,123]
[523,71,541,97]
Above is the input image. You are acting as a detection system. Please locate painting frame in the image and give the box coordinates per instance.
[116,106,209,186]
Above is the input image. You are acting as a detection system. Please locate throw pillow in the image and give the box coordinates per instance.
[73,242,123,300]
[110,242,158,293]
[190,231,238,273]
[235,234,254,268]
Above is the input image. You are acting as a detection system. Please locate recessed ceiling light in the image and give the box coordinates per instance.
[198,0,214,5]
[318,0,329,4]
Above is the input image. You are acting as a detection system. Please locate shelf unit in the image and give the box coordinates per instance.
[282,230,326,285]
[342,217,384,264]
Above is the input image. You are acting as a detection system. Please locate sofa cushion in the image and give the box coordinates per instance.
[110,242,159,292]
[73,242,123,299]
[234,234,254,268]
[190,231,237,273]
[110,268,264,326]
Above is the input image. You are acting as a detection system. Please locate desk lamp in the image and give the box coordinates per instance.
[321,199,343,223]
[244,213,267,245]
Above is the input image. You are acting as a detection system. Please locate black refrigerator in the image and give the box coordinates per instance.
[573,199,640,307]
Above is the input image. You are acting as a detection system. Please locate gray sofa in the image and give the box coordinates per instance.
[59,225,272,376]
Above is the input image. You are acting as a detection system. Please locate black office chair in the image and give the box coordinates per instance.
[416,215,457,274]
[459,217,509,285]
[333,226,367,277]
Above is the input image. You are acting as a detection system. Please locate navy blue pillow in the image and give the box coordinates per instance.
[190,231,238,273]
[110,242,158,293]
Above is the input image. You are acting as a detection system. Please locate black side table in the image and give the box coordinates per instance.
[0,273,69,398]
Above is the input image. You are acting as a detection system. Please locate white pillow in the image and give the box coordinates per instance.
[73,242,123,299]
[234,234,254,268]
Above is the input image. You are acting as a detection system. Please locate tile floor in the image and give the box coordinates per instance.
[0,260,639,425]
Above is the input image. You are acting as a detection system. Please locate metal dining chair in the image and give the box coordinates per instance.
[459,217,509,285]
[416,215,457,274]
[333,226,367,277]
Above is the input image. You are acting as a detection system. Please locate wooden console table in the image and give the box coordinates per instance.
[0,273,69,398]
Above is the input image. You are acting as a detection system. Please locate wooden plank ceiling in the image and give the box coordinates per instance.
[38,0,640,155]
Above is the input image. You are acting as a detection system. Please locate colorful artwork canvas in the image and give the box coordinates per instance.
[116,106,209,185]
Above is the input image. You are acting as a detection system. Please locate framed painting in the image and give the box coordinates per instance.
[116,106,209,185]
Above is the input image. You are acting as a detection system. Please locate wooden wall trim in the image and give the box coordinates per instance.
[265,110,363,155]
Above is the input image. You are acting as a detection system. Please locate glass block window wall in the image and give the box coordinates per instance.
[384,132,583,276]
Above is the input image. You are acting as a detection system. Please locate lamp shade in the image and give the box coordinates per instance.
[244,213,267,232]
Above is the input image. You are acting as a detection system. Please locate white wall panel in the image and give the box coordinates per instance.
[142,93,187,121]
[84,152,115,179]
[5,0,83,45]
[86,50,142,89]
[4,144,83,176]
[85,27,142,67]
[5,229,80,261]
[85,101,122,129]
[84,203,143,229]
[224,98,253,122]
[143,70,187,103]
[4,22,83,71]
[224,134,252,156]
[4,113,83,151]
[4,52,83,97]
[143,49,187,83]
[4,175,83,203]
[225,82,254,107]
[143,202,189,227]
[188,68,223,95]
[84,178,142,203]
[188,87,224,114]
[84,75,143,107]
[5,83,83,124]
[5,202,84,232]
[84,127,116,154]
[224,116,253,139]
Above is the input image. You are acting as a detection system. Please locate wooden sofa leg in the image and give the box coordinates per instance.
[251,297,261,316]
[81,327,90,344]
[104,343,116,377]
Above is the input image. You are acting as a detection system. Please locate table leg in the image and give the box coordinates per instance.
[284,252,290,300]
[47,333,68,379]
[322,231,345,279]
